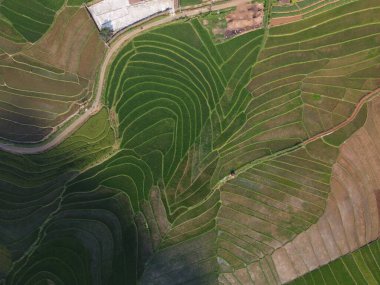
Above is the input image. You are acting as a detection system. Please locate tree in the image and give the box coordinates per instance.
[100,20,113,42]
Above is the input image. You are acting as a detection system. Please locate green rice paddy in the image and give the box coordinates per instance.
[0,0,379,283]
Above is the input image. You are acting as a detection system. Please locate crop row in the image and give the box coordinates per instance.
[290,238,380,284]
[216,145,333,267]
[0,108,115,280]
[213,0,379,278]
[52,19,265,284]
[0,0,65,42]
[0,7,105,144]
[271,0,357,20]
[215,106,368,278]
[5,1,378,282]
[244,0,380,158]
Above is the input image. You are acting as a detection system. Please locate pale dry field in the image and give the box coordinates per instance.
[271,96,380,283]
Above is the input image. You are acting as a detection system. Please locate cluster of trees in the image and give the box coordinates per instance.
[100,20,113,41]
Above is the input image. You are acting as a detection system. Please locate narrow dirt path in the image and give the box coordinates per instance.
[302,87,380,145]
[0,0,250,155]
[0,1,378,155]
[215,87,380,188]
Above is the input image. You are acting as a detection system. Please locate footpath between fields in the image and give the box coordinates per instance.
[214,87,380,190]
[0,0,254,154]
[0,1,378,155]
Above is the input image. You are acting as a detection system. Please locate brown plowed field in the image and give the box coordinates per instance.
[270,15,302,26]
[0,6,105,144]
[270,95,380,284]
[271,0,341,27]
[24,7,105,80]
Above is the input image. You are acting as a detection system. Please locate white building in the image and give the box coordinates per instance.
[88,0,174,33]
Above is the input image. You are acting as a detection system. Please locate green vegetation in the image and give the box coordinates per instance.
[213,0,380,279]
[198,9,230,42]
[0,0,379,284]
[0,107,115,279]
[0,6,105,144]
[0,13,26,42]
[1,19,267,284]
[0,0,65,42]
[100,25,113,41]
[180,0,202,7]
[67,0,91,6]
[272,0,358,20]
[250,0,380,142]
[290,239,380,285]
[218,145,333,267]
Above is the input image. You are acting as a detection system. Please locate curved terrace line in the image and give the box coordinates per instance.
[214,87,380,190]
[0,0,250,155]
[0,0,377,156]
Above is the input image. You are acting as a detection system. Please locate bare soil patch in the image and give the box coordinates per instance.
[225,2,264,38]
[270,94,380,283]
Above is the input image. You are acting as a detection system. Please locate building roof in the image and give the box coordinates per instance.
[88,0,174,33]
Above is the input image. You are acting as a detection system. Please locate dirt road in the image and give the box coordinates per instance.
[215,87,380,189]
[0,0,252,155]
[302,87,380,145]
[0,1,378,154]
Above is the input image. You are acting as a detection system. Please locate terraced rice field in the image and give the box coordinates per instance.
[216,0,380,282]
[0,4,105,144]
[0,0,65,42]
[271,0,358,26]
[0,0,379,284]
[266,96,380,284]
[290,239,380,285]
[0,108,115,279]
